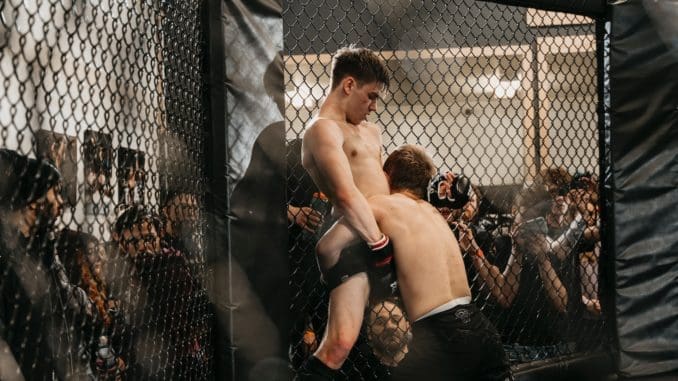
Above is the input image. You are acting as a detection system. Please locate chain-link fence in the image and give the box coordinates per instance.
[285,1,609,379]
[0,1,213,379]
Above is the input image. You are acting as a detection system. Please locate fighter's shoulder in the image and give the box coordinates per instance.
[304,117,342,139]
[308,116,342,130]
[369,194,401,213]
[369,193,391,205]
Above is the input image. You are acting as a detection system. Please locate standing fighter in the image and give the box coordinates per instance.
[297,46,394,379]
[372,145,511,380]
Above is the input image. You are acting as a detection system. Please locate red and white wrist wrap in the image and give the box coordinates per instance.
[369,234,389,250]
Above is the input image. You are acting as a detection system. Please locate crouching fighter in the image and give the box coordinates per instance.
[373,144,512,380]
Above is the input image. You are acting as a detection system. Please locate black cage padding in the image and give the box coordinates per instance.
[610,0,678,377]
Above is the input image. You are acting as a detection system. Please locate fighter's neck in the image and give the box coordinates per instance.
[317,101,350,123]
[392,190,421,201]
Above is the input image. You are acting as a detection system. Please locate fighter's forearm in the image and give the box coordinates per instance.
[332,190,383,245]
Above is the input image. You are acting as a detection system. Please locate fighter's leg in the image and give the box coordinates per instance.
[316,219,368,367]
[315,217,360,271]
[314,272,370,368]
[298,220,370,379]
[297,271,370,380]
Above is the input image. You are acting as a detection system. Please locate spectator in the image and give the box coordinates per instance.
[110,204,210,379]
[365,298,410,368]
[463,167,597,358]
[55,228,127,378]
[521,168,593,314]
[433,176,521,310]
[568,172,601,315]
[465,184,572,348]
[161,191,202,258]
[0,149,93,379]
[55,229,115,327]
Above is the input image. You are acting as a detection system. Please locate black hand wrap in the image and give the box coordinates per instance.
[367,234,393,268]
[367,235,399,299]
[369,264,399,300]
[427,173,472,209]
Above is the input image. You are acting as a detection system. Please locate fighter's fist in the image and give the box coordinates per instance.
[427,171,471,210]
[367,234,394,268]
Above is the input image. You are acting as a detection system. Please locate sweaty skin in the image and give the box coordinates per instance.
[370,192,471,321]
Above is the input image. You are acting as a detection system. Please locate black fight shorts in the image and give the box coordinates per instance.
[322,244,369,291]
[391,303,512,381]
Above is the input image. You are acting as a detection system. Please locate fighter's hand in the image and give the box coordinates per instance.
[367,234,394,268]
[582,295,601,315]
[367,234,398,298]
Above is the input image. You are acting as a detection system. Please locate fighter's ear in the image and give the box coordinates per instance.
[342,76,356,95]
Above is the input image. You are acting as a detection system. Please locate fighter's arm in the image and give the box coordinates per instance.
[304,121,383,245]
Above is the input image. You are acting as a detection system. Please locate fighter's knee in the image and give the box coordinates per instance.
[319,335,355,366]
[315,238,331,258]
[316,239,341,271]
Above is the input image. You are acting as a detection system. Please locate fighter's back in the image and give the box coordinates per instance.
[370,193,471,321]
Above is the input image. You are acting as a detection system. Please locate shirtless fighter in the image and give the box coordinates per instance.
[372,145,512,380]
[297,46,394,380]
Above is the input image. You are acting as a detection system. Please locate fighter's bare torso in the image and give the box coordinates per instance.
[302,117,390,202]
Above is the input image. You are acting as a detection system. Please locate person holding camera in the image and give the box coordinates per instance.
[0,149,97,379]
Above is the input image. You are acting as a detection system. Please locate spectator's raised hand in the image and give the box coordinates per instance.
[288,205,324,234]
[513,220,550,262]
[582,295,601,315]
[456,222,479,253]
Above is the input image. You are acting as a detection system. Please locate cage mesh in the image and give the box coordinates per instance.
[0,1,213,379]
[285,1,609,379]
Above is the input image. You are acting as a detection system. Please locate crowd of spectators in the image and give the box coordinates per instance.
[0,148,212,380]
[451,167,603,362]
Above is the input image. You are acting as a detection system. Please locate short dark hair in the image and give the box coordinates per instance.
[0,149,61,211]
[331,46,390,90]
[383,145,436,199]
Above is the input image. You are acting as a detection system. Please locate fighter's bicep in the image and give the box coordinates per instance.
[306,129,356,195]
